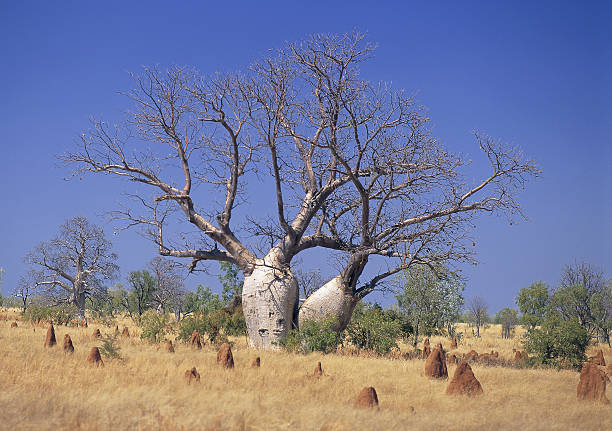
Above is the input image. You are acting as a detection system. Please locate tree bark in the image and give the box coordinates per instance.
[298,276,357,332]
[242,249,298,349]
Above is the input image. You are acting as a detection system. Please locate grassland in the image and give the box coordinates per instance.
[0,309,610,431]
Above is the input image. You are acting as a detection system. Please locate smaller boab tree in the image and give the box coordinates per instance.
[23,216,119,318]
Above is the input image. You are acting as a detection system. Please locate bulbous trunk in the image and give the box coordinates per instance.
[242,251,298,350]
[298,276,357,332]
[70,289,86,318]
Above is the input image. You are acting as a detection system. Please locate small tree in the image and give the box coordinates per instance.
[515,281,549,329]
[496,307,519,339]
[523,311,589,370]
[468,296,488,337]
[0,267,5,306]
[395,265,464,347]
[14,274,36,312]
[148,257,186,314]
[126,270,156,317]
[590,281,612,346]
[550,261,606,334]
[23,216,119,318]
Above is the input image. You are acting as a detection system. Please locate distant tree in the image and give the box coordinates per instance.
[126,270,156,317]
[23,216,119,318]
[294,267,324,303]
[515,281,549,329]
[395,265,465,347]
[495,307,519,339]
[468,296,488,337]
[548,261,606,335]
[148,257,186,314]
[14,273,38,312]
[590,281,612,346]
[0,267,4,306]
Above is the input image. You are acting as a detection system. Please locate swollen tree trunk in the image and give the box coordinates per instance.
[298,276,357,332]
[242,250,298,349]
[73,290,86,319]
[298,255,368,333]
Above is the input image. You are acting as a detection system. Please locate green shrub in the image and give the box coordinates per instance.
[523,312,589,370]
[346,303,401,355]
[99,334,123,360]
[207,307,247,338]
[177,313,210,343]
[23,304,78,325]
[178,307,247,343]
[138,310,171,343]
[280,316,344,354]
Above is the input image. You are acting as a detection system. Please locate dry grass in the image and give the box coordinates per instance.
[0,310,610,430]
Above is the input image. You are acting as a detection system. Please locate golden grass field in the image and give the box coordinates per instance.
[1,308,610,431]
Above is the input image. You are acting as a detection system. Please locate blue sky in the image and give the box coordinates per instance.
[1,1,610,312]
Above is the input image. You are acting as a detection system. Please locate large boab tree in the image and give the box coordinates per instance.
[63,32,538,348]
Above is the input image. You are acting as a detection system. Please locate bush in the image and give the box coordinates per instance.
[346,303,401,355]
[177,313,211,343]
[280,316,344,354]
[23,304,78,325]
[139,310,171,343]
[99,334,123,360]
[178,307,247,343]
[209,307,247,337]
[523,312,589,370]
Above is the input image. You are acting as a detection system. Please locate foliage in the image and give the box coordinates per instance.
[126,270,157,317]
[346,302,401,355]
[183,285,223,316]
[515,281,549,329]
[523,311,590,370]
[99,334,123,360]
[395,265,464,347]
[23,304,78,325]
[280,316,344,354]
[139,310,172,343]
[590,283,612,345]
[209,307,247,337]
[218,262,243,303]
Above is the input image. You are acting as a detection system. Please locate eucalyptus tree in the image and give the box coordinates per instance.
[63,32,538,349]
[23,216,119,318]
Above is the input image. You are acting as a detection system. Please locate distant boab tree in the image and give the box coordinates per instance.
[63,32,538,349]
[23,216,119,318]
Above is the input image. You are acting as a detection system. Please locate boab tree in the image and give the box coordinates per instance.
[63,32,537,348]
[23,216,119,318]
[297,129,538,330]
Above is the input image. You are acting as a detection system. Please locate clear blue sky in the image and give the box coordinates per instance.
[1,1,610,312]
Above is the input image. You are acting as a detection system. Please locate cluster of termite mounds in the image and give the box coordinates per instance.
[423,340,483,397]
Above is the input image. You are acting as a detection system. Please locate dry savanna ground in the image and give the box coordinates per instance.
[0,309,610,431]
